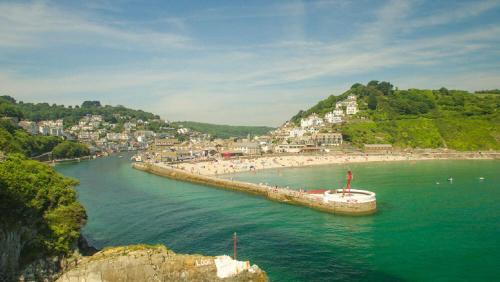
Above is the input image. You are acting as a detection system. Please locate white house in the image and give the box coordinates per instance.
[232,142,260,155]
[313,133,343,146]
[346,101,358,115]
[106,133,121,141]
[38,120,64,136]
[289,127,306,137]
[324,112,343,124]
[333,108,344,116]
[274,143,305,153]
[300,113,324,128]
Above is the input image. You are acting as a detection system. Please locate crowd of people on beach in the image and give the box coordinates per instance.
[157,151,495,177]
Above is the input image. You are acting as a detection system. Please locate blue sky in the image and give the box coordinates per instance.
[0,0,499,126]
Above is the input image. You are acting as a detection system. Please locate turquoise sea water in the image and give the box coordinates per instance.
[56,155,500,281]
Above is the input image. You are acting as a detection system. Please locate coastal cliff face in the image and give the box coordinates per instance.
[56,244,268,282]
[0,226,23,281]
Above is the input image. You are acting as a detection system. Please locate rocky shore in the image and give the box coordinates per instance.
[15,244,267,282]
[56,245,267,282]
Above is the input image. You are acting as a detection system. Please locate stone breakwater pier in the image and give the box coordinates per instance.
[132,162,377,216]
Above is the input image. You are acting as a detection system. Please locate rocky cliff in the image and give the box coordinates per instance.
[55,244,267,282]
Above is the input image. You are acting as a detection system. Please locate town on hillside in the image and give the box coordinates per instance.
[7,81,500,163]
[133,93,384,163]
[2,93,370,162]
[10,113,210,158]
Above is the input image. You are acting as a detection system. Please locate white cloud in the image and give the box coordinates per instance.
[0,0,499,125]
[0,1,191,49]
[407,0,500,29]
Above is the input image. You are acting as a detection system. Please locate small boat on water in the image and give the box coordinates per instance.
[447,177,453,182]
[479,177,485,180]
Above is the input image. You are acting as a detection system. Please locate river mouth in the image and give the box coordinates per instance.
[56,155,500,281]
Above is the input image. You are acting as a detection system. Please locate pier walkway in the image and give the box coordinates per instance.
[132,162,376,216]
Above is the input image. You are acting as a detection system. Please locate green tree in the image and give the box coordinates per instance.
[368,93,378,110]
[52,141,90,159]
[0,103,23,118]
[81,101,102,108]
[0,155,86,278]
[377,81,394,96]
[367,80,379,88]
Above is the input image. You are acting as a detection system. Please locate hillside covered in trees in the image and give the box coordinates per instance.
[291,81,500,150]
[0,96,159,128]
[172,121,274,139]
[0,96,104,158]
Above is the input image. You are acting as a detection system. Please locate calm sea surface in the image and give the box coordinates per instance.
[56,154,500,281]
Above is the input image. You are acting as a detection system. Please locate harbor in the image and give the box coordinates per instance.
[56,154,500,281]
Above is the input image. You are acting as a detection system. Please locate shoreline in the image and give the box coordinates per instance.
[167,152,499,176]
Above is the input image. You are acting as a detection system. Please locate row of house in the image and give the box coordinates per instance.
[146,130,343,163]
[19,119,64,136]
[17,114,172,154]
[300,94,359,129]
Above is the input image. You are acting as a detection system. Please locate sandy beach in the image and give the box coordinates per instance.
[158,152,496,176]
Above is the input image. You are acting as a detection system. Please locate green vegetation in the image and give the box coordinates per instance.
[0,117,90,159]
[0,155,86,275]
[475,89,500,95]
[0,95,159,128]
[0,119,61,157]
[172,121,274,139]
[52,141,90,159]
[293,81,500,150]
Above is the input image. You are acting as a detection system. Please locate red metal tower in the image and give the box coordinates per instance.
[343,170,353,195]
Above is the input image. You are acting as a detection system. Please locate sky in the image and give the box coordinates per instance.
[0,0,499,126]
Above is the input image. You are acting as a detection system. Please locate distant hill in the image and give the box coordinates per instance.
[291,81,500,151]
[172,121,274,139]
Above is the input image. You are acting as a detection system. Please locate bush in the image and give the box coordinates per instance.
[52,141,90,159]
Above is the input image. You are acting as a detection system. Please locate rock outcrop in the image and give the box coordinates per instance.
[56,244,267,282]
[16,235,97,282]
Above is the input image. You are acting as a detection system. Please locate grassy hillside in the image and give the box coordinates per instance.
[172,121,274,139]
[293,81,500,150]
